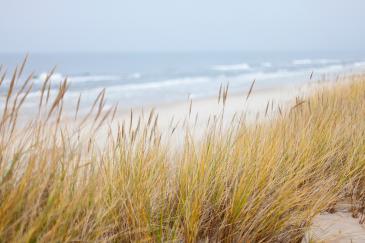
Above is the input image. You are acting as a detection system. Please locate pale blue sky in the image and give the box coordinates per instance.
[1,0,364,52]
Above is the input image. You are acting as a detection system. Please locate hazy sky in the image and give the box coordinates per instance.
[1,0,364,53]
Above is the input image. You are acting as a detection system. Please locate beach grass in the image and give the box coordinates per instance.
[0,62,364,242]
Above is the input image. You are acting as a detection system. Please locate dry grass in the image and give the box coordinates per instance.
[0,60,364,242]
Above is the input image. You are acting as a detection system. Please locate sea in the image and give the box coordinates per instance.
[1,51,365,111]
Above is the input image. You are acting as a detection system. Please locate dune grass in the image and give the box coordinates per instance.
[0,62,364,242]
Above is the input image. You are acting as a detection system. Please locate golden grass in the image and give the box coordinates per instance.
[0,61,364,242]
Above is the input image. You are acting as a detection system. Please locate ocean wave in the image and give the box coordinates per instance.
[109,76,210,92]
[69,75,120,83]
[232,64,346,82]
[212,63,251,71]
[24,76,211,98]
[54,76,212,101]
[292,59,340,65]
[261,62,272,68]
[34,72,125,84]
[233,70,299,82]
[37,72,64,82]
[128,73,142,79]
[354,62,365,67]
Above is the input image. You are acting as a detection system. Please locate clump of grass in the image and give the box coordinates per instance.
[0,59,364,242]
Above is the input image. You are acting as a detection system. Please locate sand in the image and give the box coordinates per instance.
[303,201,365,242]
[303,212,365,243]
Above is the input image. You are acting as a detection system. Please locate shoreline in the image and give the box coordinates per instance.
[115,67,365,120]
[113,76,341,136]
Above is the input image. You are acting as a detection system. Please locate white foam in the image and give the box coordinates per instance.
[354,62,365,67]
[212,63,251,71]
[109,76,210,92]
[233,70,301,82]
[261,62,272,68]
[34,73,121,84]
[292,59,340,65]
[292,59,313,65]
[69,75,120,83]
[38,72,64,82]
[128,73,142,79]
